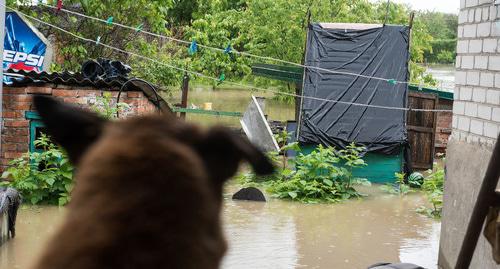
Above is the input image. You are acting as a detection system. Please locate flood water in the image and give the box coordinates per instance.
[0,66,449,268]
[0,185,440,269]
[165,65,455,128]
[166,86,295,128]
[424,64,455,91]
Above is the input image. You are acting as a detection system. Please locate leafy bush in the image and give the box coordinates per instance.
[254,143,370,203]
[0,93,128,206]
[380,172,412,195]
[417,165,444,218]
[1,134,74,205]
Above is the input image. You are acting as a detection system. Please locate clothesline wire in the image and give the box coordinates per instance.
[7,5,453,113]
[37,2,451,90]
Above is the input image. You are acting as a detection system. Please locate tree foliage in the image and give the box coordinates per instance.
[419,11,458,64]
[11,0,450,92]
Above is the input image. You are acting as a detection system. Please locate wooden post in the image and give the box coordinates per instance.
[180,72,189,120]
[296,8,311,122]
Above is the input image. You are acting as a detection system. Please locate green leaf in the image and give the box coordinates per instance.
[288,191,298,199]
[1,171,11,179]
[323,179,333,187]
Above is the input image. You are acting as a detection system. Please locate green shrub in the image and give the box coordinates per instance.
[1,134,74,206]
[0,93,130,206]
[417,165,444,218]
[262,143,369,203]
[380,172,412,195]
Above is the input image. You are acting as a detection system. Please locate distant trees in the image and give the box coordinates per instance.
[419,11,458,64]
[11,0,456,93]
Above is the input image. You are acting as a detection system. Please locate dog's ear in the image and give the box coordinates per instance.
[195,126,274,183]
[33,95,106,165]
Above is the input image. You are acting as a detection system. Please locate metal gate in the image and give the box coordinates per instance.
[407,91,438,170]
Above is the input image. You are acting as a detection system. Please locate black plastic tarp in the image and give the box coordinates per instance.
[298,23,410,155]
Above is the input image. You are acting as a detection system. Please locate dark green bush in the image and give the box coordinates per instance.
[1,134,74,205]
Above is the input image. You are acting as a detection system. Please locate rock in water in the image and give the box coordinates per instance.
[232,187,266,202]
[367,263,424,269]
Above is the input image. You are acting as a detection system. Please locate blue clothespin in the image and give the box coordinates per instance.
[224,43,232,54]
[106,17,114,25]
[188,40,198,55]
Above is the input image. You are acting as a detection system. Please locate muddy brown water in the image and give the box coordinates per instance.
[0,184,439,269]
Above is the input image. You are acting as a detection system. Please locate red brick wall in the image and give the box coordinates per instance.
[1,85,157,171]
[435,99,453,154]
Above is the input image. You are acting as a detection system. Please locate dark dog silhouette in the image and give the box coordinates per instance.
[32,96,273,269]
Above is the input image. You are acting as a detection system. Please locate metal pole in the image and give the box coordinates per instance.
[0,0,6,156]
[456,133,500,268]
[180,72,189,120]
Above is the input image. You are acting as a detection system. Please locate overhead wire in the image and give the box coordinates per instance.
[37,2,451,90]
[6,5,452,113]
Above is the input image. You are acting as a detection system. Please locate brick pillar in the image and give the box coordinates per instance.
[439,0,500,268]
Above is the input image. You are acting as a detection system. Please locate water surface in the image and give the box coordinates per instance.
[0,185,440,269]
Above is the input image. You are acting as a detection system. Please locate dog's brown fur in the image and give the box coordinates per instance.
[31,96,273,269]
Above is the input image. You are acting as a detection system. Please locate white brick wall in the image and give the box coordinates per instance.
[475,55,488,69]
[469,40,482,52]
[454,0,500,144]
[464,24,477,37]
[467,71,480,85]
[486,89,500,104]
[477,22,491,36]
[480,72,493,86]
[472,87,486,102]
[483,38,497,52]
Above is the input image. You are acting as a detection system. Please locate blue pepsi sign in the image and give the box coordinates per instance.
[3,12,47,72]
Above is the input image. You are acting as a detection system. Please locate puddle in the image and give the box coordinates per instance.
[0,185,439,269]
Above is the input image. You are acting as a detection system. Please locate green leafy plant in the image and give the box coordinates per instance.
[380,172,411,195]
[0,92,130,206]
[264,143,369,203]
[417,164,444,218]
[1,134,74,206]
[92,92,130,119]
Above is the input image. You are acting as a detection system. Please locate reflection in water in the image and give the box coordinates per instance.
[0,185,439,269]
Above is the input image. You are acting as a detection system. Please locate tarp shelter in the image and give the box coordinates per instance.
[297,23,411,181]
[298,23,410,154]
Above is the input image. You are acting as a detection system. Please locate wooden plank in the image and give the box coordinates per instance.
[407,125,434,133]
[407,91,438,170]
[171,107,242,117]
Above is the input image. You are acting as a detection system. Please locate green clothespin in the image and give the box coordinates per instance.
[106,16,114,25]
[217,73,225,85]
[388,79,397,85]
[135,23,144,33]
